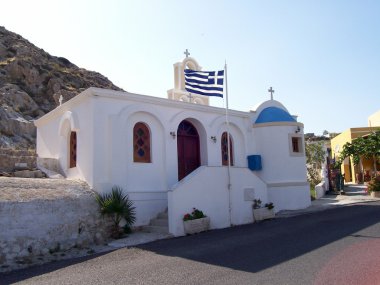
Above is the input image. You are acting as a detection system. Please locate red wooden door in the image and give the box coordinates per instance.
[177,120,200,180]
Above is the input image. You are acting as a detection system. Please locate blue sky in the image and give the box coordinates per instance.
[2,0,379,135]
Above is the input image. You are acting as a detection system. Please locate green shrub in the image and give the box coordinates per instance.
[368,176,380,193]
[183,208,206,221]
[265,203,274,210]
[95,185,136,238]
[253,199,262,209]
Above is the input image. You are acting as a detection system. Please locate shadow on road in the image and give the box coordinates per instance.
[136,203,380,273]
[0,250,115,285]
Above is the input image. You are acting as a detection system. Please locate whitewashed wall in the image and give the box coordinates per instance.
[168,166,268,236]
[268,184,311,211]
[86,90,251,226]
[35,92,95,185]
[35,88,311,227]
[251,124,311,211]
[252,125,307,182]
[315,181,326,199]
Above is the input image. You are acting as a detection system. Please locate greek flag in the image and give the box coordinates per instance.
[184,69,224,98]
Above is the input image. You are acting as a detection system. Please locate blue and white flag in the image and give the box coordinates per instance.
[184,69,224,98]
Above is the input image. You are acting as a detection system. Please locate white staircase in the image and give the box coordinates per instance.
[142,209,171,235]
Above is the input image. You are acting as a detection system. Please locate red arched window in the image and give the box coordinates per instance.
[133,122,151,163]
[69,131,77,168]
[221,132,233,166]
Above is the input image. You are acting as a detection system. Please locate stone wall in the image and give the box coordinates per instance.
[315,181,327,199]
[0,148,36,172]
[0,178,111,272]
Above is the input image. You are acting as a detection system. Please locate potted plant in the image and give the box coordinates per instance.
[183,208,210,235]
[253,199,275,221]
[367,176,380,198]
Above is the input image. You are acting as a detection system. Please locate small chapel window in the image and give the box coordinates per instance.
[289,135,304,156]
[292,137,300,153]
[69,131,77,168]
[133,122,151,163]
[221,132,234,166]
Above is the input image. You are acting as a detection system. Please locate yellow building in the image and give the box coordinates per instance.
[368,110,380,128]
[331,110,380,183]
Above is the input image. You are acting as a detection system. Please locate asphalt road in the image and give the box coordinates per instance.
[2,202,380,285]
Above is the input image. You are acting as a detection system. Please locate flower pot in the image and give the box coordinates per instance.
[370,191,380,198]
[183,217,210,234]
[253,208,275,221]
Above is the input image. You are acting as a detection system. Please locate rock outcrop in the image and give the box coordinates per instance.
[0,148,36,173]
[0,26,122,149]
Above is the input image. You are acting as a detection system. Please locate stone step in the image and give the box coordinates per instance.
[157,212,168,219]
[150,218,168,227]
[14,169,45,178]
[142,225,169,234]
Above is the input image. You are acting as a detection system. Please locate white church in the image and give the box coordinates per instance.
[34,55,311,236]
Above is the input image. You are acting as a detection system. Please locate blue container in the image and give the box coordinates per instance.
[247,155,262,171]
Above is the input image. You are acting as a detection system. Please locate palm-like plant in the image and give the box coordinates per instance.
[95,185,136,237]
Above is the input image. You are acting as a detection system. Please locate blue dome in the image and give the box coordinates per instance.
[255,107,296,124]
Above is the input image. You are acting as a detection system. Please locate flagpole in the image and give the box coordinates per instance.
[225,61,232,226]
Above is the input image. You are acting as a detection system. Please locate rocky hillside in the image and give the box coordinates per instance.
[0,26,122,149]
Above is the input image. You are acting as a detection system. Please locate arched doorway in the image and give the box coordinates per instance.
[177,120,200,180]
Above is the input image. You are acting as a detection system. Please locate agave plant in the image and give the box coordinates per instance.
[95,185,136,238]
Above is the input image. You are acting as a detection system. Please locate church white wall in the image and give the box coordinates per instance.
[36,117,61,159]
[268,184,311,211]
[35,101,95,185]
[126,112,167,190]
[91,100,167,189]
[89,99,170,226]
[253,125,308,183]
[35,88,312,229]
[252,124,311,210]
[85,94,252,226]
[168,166,267,237]
[63,103,94,183]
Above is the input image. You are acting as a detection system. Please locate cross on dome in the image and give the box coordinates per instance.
[268,87,275,100]
[184,49,190,58]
